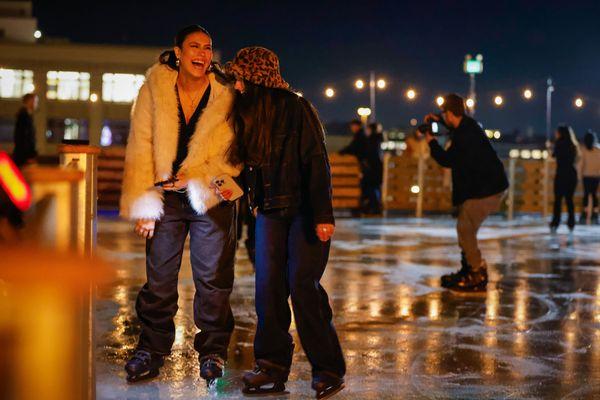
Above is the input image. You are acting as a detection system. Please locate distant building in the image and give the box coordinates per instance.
[0,1,218,156]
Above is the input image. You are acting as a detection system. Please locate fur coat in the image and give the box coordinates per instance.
[119,63,241,220]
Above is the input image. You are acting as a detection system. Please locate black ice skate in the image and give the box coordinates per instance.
[125,350,164,383]
[242,359,289,396]
[312,371,345,399]
[200,355,225,388]
[441,253,470,288]
[447,268,488,293]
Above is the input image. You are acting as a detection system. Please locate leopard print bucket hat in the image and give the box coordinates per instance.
[224,46,290,90]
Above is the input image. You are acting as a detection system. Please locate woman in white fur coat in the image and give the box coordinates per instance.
[119,25,241,386]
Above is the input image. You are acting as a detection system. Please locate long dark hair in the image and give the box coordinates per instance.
[227,81,294,166]
[583,130,598,151]
[159,25,211,70]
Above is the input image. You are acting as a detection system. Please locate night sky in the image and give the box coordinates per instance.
[33,0,600,137]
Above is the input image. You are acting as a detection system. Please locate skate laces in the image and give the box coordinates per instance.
[203,355,225,370]
[132,350,152,363]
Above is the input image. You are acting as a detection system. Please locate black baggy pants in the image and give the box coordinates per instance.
[253,211,346,377]
[135,192,236,360]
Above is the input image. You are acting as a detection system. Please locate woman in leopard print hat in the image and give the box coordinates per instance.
[222,47,346,399]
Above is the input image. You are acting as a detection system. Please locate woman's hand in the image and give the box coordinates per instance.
[135,218,156,239]
[315,223,335,242]
[162,173,188,191]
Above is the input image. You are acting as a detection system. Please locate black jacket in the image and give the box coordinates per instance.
[339,129,367,161]
[244,92,334,225]
[553,139,578,192]
[12,107,37,167]
[428,116,508,206]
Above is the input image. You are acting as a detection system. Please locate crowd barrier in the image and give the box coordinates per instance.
[96,146,589,219]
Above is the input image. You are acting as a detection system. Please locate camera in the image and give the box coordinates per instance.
[417,121,440,135]
[416,114,444,135]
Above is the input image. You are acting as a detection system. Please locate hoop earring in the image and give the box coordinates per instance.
[175,58,180,67]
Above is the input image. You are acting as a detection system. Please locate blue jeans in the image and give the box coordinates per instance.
[253,211,346,377]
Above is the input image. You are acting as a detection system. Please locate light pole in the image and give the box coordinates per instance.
[355,72,385,123]
[546,77,554,143]
[463,54,483,116]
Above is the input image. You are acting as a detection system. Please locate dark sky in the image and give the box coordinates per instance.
[33,0,600,136]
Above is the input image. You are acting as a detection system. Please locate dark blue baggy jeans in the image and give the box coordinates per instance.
[135,192,236,360]
[253,211,346,377]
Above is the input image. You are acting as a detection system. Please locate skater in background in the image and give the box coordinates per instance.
[339,119,369,215]
[550,125,580,233]
[119,25,240,386]
[363,122,384,214]
[12,93,38,167]
[579,130,600,224]
[224,47,345,399]
[420,93,508,292]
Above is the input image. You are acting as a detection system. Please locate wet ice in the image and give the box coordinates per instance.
[96,216,600,399]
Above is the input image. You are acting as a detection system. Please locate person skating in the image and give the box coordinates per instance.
[363,122,384,214]
[119,25,241,386]
[550,125,580,233]
[222,47,345,399]
[339,119,370,215]
[579,130,600,224]
[12,93,38,167]
[419,93,509,292]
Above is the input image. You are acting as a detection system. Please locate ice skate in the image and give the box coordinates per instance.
[242,359,289,396]
[125,350,164,383]
[312,372,345,399]
[200,355,224,389]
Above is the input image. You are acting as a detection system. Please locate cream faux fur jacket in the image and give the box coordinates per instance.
[119,63,241,220]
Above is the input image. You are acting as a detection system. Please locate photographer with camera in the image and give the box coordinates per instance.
[418,93,508,292]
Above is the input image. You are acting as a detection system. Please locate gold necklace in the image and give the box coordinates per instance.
[178,81,207,116]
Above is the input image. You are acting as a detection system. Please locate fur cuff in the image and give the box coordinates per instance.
[187,178,221,215]
[121,190,164,220]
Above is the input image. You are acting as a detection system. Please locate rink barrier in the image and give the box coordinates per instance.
[59,144,100,400]
[96,148,364,211]
[96,146,587,217]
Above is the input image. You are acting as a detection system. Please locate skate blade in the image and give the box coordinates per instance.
[242,384,288,397]
[317,383,345,400]
[126,369,159,384]
[448,287,487,296]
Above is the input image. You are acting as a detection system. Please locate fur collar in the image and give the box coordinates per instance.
[144,63,237,181]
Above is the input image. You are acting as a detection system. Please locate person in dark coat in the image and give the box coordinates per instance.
[421,93,508,292]
[12,93,38,167]
[339,119,383,214]
[339,119,367,160]
[363,122,384,214]
[224,46,345,399]
[550,125,580,232]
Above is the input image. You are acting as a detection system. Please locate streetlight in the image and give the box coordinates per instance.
[357,107,372,126]
[436,96,444,106]
[466,98,475,109]
[574,97,584,108]
[494,95,503,106]
[355,72,386,122]
[523,88,533,100]
[324,87,335,98]
[406,89,416,100]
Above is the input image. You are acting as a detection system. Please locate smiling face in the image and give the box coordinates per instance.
[174,31,213,79]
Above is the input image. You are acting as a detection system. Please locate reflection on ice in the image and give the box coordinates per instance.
[96,216,600,399]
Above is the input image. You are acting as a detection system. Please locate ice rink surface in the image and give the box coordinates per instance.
[96,215,600,399]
